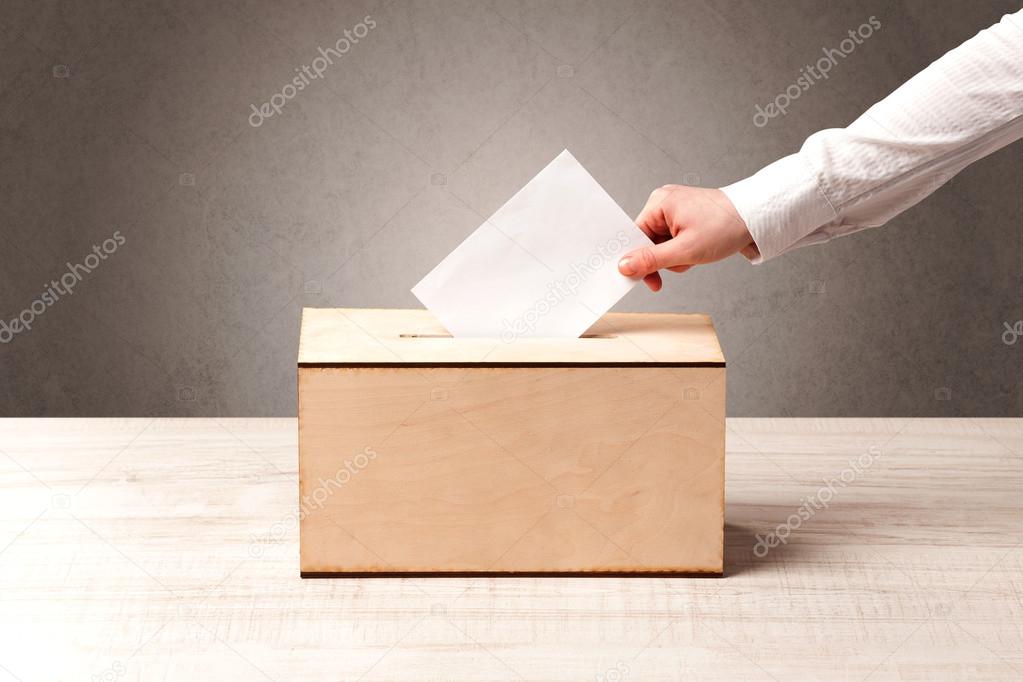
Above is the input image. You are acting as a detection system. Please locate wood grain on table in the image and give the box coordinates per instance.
[1,418,1021,681]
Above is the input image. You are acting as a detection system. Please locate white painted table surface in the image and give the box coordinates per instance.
[1,418,1021,681]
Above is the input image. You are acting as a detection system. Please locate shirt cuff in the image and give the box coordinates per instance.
[719,153,838,263]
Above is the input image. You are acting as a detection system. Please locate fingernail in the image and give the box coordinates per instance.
[619,257,636,276]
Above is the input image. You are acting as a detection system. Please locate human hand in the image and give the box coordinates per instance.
[618,185,755,291]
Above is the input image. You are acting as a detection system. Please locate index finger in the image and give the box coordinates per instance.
[633,188,670,240]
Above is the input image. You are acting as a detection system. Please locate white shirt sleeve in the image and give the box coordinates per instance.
[721,9,1023,263]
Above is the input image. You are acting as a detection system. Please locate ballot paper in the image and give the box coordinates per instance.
[412,150,654,340]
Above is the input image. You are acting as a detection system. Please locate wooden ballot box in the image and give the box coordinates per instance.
[297,308,725,576]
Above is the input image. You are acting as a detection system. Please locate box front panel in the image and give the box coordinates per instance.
[298,365,723,573]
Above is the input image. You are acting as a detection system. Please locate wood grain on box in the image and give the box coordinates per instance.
[298,308,725,575]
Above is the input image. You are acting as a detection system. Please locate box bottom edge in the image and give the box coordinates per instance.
[300,570,723,579]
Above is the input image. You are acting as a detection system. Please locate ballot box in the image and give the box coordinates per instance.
[297,308,725,576]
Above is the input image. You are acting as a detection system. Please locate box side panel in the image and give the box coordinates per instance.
[299,366,724,573]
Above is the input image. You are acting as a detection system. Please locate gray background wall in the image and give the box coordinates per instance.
[1,0,1020,417]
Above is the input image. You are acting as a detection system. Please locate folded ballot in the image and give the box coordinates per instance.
[412,150,653,340]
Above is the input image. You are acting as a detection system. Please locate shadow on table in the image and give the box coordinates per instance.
[723,522,816,578]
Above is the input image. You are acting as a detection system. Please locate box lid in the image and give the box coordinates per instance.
[298,308,724,367]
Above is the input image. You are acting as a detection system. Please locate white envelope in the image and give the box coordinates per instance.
[412,150,653,340]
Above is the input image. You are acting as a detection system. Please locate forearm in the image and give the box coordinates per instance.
[722,9,1023,263]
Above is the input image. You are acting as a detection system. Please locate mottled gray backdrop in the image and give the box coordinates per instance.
[1,0,1020,417]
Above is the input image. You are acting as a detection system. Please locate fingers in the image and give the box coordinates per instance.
[625,185,694,291]
[618,239,689,278]
[633,187,670,240]
[642,265,691,291]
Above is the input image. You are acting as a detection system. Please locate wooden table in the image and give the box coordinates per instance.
[1,418,1020,681]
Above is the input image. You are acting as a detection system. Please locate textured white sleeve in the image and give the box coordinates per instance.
[721,9,1023,263]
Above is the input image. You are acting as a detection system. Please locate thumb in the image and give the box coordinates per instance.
[618,240,689,278]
